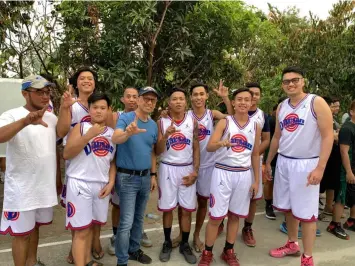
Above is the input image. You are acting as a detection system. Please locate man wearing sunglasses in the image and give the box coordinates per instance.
[265,66,333,266]
[0,75,61,266]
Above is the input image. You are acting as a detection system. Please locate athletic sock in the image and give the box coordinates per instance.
[164,227,172,242]
[181,231,190,244]
[205,244,213,252]
[244,221,252,228]
[113,226,117,236]
[224,241,234,252]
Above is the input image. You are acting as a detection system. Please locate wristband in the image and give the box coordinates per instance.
[150,172,157,176]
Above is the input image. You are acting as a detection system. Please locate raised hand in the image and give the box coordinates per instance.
[61,85,76,108]
[126,115,147,136]
[86,123,105,139]
[213,79,229,98]
[159,107,169,119]
[164,119,180,139]
[24,105,49,127]
[217,133,235,148]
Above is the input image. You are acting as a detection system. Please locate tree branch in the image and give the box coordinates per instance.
[180,55,206,86]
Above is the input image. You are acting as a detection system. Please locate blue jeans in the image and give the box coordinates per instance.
[115,172,151,265]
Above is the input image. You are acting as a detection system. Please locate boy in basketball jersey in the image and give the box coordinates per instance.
[265,66,333,266]
[198,88,260,266]
[63,93,116,266]
[57,67,107,263]
[157,87,200,264]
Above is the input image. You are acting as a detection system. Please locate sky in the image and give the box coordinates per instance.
[244,0,339,19]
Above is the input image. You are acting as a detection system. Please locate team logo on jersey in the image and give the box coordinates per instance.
[84,136,114,157]
[4,212,19,221]
[67,202,76,218]
[209,194,215,208]
[166,133,191,151]
[198,124,211,141]
[280,113,305,132]
[81,115,91,122]
[230,134,252,153]
[47,104,53,112]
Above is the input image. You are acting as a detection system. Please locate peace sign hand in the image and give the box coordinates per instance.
[213,79,229,98]
[126,115,147,136]
[164,120,180,139]
[217,133,235,148]
[61,85,77,109]
[24,105,48,127]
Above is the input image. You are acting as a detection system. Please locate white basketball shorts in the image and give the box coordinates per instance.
[251,158,263,200]
[273,154,319,222]
[66,177,110,230]
[196,165,214,199]
[158,163,196,212]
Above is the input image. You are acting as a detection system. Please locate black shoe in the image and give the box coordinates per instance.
[159,240,172,262]
[327,222,349,240]
[265,205,276,220]
[179,242,197,264]
[344,220,355,232]
[128,249,152,264]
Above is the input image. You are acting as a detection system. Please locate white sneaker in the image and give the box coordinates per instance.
[141,231,152,247]
[108,235,115,255]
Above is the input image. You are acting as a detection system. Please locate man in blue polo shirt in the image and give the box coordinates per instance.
[112,86,159,266]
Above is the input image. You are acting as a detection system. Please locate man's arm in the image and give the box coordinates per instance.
[212,110,228,120]
[213,79,234,115]
[155,120,166,156]
[0,118,26,143]
[251,124,261,190]
[265,105,281,165]
[314,96,334,170]
[108,158,117,185]
[112,114,146,144]
[339,125,355,183]
[57,89,76,138]
[207,119,227,152]
[56,147,63,195]
[259,115,271,155]
[340,144,354,178]
[151,145,157,174]
[192,120,200,174]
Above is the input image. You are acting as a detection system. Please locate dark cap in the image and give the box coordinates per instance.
[139,86,159,97]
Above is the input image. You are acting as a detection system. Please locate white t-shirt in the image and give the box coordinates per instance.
[0,106,58,212]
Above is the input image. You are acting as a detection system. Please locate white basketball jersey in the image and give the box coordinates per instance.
[66,122,116,183]
[47,100,54,113]
[160,114,194,166]
[63,101,91,145]
[188,109,215,168]
[249,108,265,130]
[215,116,256,170]
[278,94,320,158]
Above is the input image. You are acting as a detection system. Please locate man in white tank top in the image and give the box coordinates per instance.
[198,88,261,266]
[156,88,200,264]
[265,66,333,266]
[63,93,116,266]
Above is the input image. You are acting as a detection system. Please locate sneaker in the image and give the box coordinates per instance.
[343,220,355,232]
[318,199,325,210]
[220,249,240,266]
[179,242,197,264]
[265,205,276,220]
[269,241,301,258]
[218,222,224,236]
[108,235,116,255]
[327,222,349,240]
[141,231,152,247]
[159,241,172,262]
[198,250,213,266]
[242,226,256,247]
[280,222,321,238]
[301,254,314,266]
[128,249,152,264]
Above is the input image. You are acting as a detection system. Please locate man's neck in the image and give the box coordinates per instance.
[192,106,206,117]
[78,92,91,105]
[289,92,307,105]
[24,104,39,112]
[233,112,249,123]
[91,121,106,127]
[249,105,257,112]
[135,108,149,121]
[124,108,135,113]
[170,111,185,121]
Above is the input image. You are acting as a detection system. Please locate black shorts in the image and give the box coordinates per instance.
[335,168,355,208]
[320,144,341,193]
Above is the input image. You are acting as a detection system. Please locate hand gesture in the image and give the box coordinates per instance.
[182,171,198,187]
[217,133,235,148]
[24,105,48,127]
[126,115,147,136]
[86,123,105,139]
[99,182,114,199]
[346,172,355,184]
[159,108,169,119]
[164,120,180,139]
[213,79,229,98]
[265,163,273,181]
[150,176,157,191]
[61,85,76,109]
[250,182,259,199]
[306,166,324,186]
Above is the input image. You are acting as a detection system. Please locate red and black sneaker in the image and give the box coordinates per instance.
[343,219,355,232]
[198,250,213,266]
[220,249,240,266]
[327,222,349,240]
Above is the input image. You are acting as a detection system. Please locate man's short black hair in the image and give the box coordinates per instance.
[323,96,332,106]
[168,87,187,97]
[245,82,262,93]
[72,66,98,96]
[282,66,305,78]
[331,97,340,104]
[190,83,209,94]
[88,92,111,107]
[232,87,253,99]
[123,87,139,94]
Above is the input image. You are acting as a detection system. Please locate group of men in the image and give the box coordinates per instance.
[1,65,355,266]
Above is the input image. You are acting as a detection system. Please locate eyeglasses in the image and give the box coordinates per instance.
[282,78,303,85]
[26,89,51,97]
[142,96,157,104]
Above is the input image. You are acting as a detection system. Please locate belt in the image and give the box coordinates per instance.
[117,167,149,177]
